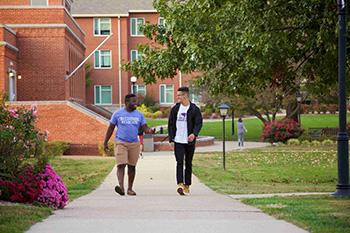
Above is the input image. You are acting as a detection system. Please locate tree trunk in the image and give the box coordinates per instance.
[286,102,299,122]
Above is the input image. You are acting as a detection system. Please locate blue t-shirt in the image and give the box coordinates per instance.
[110,108,146,142]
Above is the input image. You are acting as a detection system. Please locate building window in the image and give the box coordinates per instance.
[132,85,146,96]
[94,50,111,68]
[95,85,112,104]
[131,50,143,62]
[31,0,48,5]
[160,84,174,104]
[131,18,144,36]
[94,18,111,36]
[158,17,165,26]
[188,85,201,103]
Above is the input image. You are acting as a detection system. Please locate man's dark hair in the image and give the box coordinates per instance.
[177,87,189,95]
[125,94,136,104]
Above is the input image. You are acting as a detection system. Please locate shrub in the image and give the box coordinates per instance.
[98,142,114,156]
[298,135,337,143]
[301,140,310,146]
[0,168,42,203]
[0,92,49,179]
[137,104,163,118]
[43,141,70,156]
[328,104,338,114]
[322,139,334,146]
[37,164,68,209]
[287,139,300,145]
[311,140,321,146]
[148,106,160,113]
[261,118,305,144]
[140,95,156,107]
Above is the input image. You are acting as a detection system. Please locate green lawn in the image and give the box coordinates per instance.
[147,114,350,141]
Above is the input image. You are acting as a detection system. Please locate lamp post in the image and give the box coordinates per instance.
[130,76,137,94]
[231,110,235,135]
[219,104,229,171]
[332,0,350,198]
[296,93,302,124]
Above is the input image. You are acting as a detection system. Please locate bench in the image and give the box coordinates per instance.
[308,127,349,137]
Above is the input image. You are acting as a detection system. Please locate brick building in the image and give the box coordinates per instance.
[72,0,201,112]
[0,0,86,104]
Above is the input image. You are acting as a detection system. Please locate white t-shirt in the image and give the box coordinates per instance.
[174,104,190,144]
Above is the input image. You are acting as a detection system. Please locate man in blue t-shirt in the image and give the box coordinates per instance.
[104,94,155,196]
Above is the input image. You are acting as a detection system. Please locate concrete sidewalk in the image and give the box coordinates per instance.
[27,142,307,233]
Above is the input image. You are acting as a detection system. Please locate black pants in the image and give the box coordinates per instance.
[174,142,195,186]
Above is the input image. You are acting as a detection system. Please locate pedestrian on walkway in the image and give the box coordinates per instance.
[104,94,155,196]
[168,87,203,196]
[237,118,247,146]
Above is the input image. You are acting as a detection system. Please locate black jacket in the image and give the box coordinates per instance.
[168,102,203,145]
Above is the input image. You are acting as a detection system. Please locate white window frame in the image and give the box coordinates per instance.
[93,18,111,36]
[94,85,112,105]
[31,0,48,5]
[159,84,174,104]
[94,50,112,69]
[132,85,146,96]
[130,18,145,36]
[130,50,143,62]
[158,17,165,26]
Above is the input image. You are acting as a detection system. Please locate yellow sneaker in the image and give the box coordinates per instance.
[177,183,185,195]
[184,185,190,196]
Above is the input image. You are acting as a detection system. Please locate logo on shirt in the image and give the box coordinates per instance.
[120,117,140,125]
[178,112,187,122]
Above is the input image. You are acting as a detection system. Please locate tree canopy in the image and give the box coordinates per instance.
[122,0,344,103]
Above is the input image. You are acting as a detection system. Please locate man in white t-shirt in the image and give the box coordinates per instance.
[168,87,203,195]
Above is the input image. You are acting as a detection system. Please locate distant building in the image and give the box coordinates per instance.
[72,0,201,111]
[0,0,86,104]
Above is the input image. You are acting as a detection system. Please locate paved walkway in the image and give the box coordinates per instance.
[27,142,308,233]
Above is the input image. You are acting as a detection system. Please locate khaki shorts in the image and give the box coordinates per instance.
[114,140,140,166]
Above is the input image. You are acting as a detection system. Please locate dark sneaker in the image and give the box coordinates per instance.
[177,183,185,195]
[115,186,125,196]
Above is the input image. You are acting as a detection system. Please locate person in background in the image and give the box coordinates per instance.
[237,118,248,146]
[104,94,155,196]
[168,87,203,196]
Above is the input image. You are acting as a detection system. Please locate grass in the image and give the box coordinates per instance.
[0,158,115,233]
[146,114,350,141]
[242,195,350,233]
[193,145,337,194]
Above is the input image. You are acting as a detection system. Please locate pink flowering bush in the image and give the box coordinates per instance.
[261,118,305,144]
[37,164,69,209]
[0,168,42,203]
[0,92,49,178]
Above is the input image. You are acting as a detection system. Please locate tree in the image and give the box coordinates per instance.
[85,62,94,88]
[122,0,345,122]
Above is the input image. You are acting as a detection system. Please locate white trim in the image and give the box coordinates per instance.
[73,14,129,17]
[64,8,86,35]
[94,50,112,69]
[0,42,19,53]
[129,10,157,13]
[130,17,145,36]
[31,0,48,5]
[118,16,122,109]
[132,84,146,96]
[0,24,17,35]
[65,25,86,49]
[66,0,73,6]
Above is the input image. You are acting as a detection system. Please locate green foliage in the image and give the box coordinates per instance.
[298,134,337,143]
[301,140,310,146]
[261,118,305,143]
[287,139,300,145]
[311,140,321,146]
[0,92,49,180]
[85,62,94,88]
[43,141,71,156]
[98,142,114,156]
[148,106,160,113]
[140,95,156,107]
[137,104,163,118]
[321,139,334,146]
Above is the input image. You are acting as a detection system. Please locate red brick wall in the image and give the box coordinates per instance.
[0,1,63,6]
[0,9,64,24]
[8,102,114,145]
